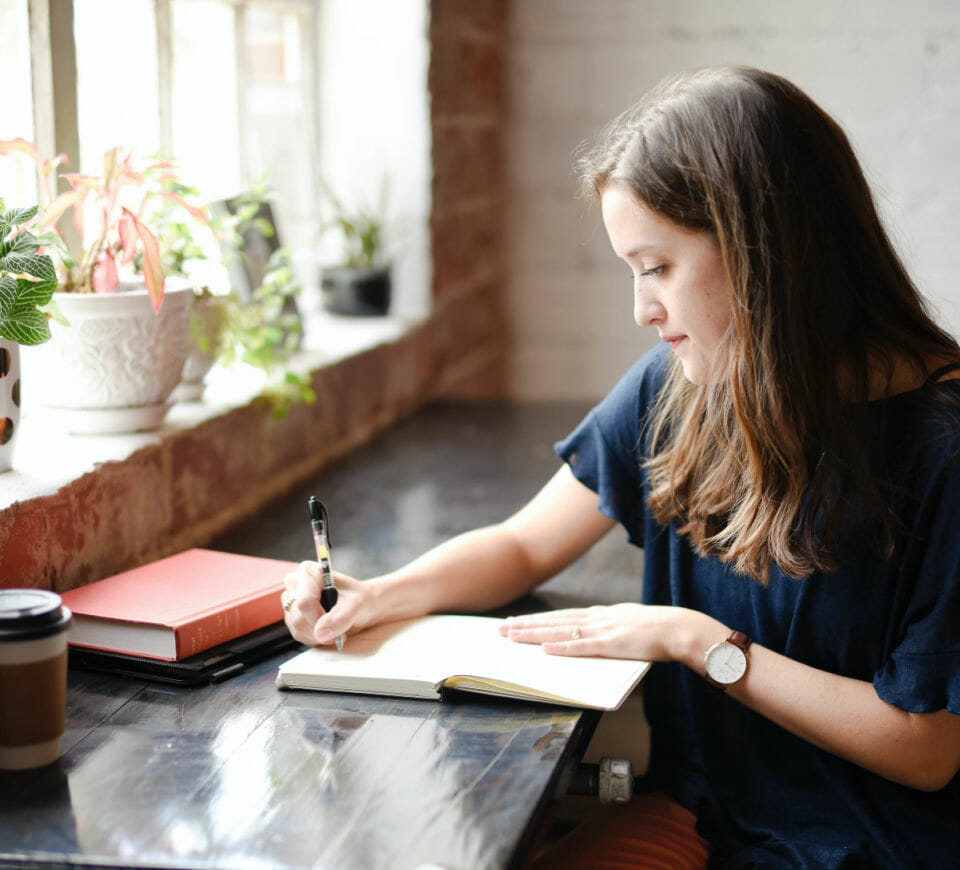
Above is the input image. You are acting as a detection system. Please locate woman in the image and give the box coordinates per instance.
[283,67,960,868]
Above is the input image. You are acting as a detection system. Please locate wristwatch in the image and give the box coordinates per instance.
[704,630,752,690]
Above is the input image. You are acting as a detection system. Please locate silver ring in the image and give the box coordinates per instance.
[571,625,581,640]
[282,594,295,612]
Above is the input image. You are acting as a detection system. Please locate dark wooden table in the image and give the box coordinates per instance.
[0,402,646,870]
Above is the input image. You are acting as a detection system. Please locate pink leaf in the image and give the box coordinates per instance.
[91,251,119,294]
[101,147,121,186]
[41,153,69,178]
[157,190,213,227]
[0,140,68,206]
[131,218,165,313]
[61,173,98,191]
[117,210,138,264]
[40,190,85,230]
[0,137,41,161]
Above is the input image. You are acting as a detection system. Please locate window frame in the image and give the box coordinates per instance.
[27,0,320,242]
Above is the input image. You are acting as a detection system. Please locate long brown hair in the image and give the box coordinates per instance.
[577,66,960,581]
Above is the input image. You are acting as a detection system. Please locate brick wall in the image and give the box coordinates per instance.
[427,0,508,398]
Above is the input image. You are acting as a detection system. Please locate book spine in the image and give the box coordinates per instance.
[175,590,283,658]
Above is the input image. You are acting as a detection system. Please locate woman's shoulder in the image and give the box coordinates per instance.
[873,379,960,485]
[560,343,671,471]
[598,342,672,418]
[881,378,960,435]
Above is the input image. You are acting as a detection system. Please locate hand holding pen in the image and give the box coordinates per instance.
[309,496,344,651]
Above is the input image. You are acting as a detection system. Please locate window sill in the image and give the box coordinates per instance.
[4,312,414,509]
[1,310,434,590]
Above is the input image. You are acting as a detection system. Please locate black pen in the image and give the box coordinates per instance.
[309,496,343,651]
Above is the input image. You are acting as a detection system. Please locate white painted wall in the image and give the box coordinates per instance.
[506,0,960,400]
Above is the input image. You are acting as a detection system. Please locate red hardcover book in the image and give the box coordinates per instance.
[60,549,296,661]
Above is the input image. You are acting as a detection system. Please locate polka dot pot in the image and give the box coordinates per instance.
[0,340,20,473]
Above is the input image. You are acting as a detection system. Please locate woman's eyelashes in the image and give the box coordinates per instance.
[640,264,666,278]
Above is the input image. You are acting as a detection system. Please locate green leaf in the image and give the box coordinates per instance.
[32,229,71,260]
[39,297,69,327]
[0,281,53,344]
[0,252,56,283]
[14,273,56,306]
[0,308,51,345]
[6,205,39,227]
[10,229,40,254]
[0,221,57,344]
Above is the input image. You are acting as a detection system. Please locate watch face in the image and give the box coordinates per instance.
[705,641,747,685]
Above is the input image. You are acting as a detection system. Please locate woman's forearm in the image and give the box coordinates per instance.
[506,604,960,792]
[364,523,550,623]
[672,613,960,792]
[734,643,960,792]
[364,466,618,624]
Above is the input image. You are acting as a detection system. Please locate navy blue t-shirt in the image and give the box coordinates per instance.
[555,343,960,869]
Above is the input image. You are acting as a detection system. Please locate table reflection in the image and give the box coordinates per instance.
[2,657,590,870]
[0,759,79,853]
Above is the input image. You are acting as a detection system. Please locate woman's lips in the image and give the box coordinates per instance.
[662,335,686,350]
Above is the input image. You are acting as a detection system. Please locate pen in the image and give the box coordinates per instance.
[309,496,343,652]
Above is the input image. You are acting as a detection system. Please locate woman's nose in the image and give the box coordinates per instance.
[634,290,665,328]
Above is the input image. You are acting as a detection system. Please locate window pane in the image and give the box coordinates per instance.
[243,5,317,249]
[74,0,160,172]
[0,0,36,205]
[171,0,242,200]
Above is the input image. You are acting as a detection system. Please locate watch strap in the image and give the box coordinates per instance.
[728,630,752,653]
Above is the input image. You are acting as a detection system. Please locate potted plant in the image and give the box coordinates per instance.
[0,139,208,433]
[150,183,312,413]
[215,246,314,415]
[170,245,314,416]
[138,172,230,402]
[319,180,392,316]
[0,200,57,470]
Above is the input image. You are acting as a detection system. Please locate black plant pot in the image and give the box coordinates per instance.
[320,266,391,316]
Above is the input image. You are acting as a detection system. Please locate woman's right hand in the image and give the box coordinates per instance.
[280,465,615,647]
[281,561,375,647]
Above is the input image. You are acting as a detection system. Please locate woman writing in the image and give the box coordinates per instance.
[283,66,960,868]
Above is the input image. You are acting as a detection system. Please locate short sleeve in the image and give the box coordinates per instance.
[873,441,960,714]
[554,344,670,547]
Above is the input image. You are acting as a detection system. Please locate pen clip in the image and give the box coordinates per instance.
[309,496,332,547]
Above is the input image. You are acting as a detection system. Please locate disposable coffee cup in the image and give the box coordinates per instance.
[0,589,72,770]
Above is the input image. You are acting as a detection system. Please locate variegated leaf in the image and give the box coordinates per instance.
[0,313,51,345]
[0,283,53,345]
[0,252,56,282]
[7,205,39,226]
[10,230,40,254]
[15,274,56,306]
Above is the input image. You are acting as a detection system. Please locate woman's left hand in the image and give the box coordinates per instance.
[500,603,710,662]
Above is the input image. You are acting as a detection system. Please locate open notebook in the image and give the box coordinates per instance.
[276,614,650,711]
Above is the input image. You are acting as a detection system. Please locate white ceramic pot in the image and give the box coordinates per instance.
[0,340,20,471]
[173,293,228,402]
[21,283,194,434]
